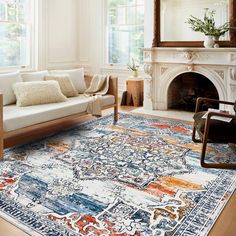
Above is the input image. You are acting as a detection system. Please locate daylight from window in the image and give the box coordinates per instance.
[107,0,144,65]
[0,0,31,68]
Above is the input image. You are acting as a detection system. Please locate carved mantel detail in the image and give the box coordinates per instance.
[143,47,236,110]
[143,64,153,105]
[143,52,152,61]
[187,64,195,72]
[173,50,198,62]
[183,51,197,62]
[214,70,225,80]
[230,68,236,80]
[161,67,168,75]
[144,64,153,76]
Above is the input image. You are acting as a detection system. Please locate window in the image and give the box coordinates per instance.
[0,0,33,69]
[107,0,144,65]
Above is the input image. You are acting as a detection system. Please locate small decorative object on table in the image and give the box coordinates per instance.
[186,8,234,48]
[127,58,139,78]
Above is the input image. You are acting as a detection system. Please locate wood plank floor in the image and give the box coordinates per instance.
[1,106,235,236]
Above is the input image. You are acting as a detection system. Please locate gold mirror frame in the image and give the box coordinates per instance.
[152,0,236,47]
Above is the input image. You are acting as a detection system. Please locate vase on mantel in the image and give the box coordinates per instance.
[203,35,215,48]
[213,36,220,48]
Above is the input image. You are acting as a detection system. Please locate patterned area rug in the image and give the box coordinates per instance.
[1,113,236,236]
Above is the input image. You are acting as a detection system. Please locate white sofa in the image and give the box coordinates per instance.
[0,74,118,160]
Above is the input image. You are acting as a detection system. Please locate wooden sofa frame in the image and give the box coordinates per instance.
[0,75,118,160]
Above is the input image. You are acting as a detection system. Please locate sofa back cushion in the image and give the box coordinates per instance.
[21,71,48,82]
[0,71,22,105]
[45,74,78,97]
[49,68,86,93]
[13,81,68,107]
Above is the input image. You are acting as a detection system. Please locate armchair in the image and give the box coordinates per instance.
[192,97,236,169]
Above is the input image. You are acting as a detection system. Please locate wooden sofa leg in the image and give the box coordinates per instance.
[114,106,118,122]
[0,136,3,161]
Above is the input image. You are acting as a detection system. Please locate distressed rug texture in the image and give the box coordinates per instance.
[0,113,236,236]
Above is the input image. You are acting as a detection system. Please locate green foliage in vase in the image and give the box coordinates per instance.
[127,58,139,72]
[186,8,232,37]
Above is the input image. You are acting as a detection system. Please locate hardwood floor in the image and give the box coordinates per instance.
[0,219,28,236]
[1,106,235,236]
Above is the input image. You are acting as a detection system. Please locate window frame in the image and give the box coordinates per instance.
[105,0,145,68]
[0,0,37,73]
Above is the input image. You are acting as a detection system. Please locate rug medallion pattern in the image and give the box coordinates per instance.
[1,113,236,236]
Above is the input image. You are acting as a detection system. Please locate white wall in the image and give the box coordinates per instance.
[37,0,153,95]
[38,0,80,70]
[77,0,105,74]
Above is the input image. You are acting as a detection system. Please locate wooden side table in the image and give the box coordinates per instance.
[126,79,144,107]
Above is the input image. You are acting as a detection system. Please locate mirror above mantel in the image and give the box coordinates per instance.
[153,0,236,47]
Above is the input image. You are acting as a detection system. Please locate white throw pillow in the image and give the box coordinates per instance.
[21,71,48,82]
[49,68,86,93]
[13,81,68,107]
[0,71,22,105]
[45,74,78,97]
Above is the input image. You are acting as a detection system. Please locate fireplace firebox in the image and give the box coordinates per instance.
[168,72,219,111]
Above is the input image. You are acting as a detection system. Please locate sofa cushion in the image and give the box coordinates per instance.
[0,71,22,105]
[13,81,68,107]
[21,71,48,82]
[45,74,78,97]
[49,68,86,94]
[3,95,115,132]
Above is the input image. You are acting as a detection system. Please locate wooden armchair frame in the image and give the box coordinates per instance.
[192,97,236,169]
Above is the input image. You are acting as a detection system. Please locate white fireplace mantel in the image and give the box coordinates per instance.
[143,47,236,110]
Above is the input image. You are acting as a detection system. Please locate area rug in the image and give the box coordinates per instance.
[0,113,235,236]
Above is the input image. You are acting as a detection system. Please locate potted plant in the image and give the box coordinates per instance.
[127,58,139,78]
[186,8,233,48]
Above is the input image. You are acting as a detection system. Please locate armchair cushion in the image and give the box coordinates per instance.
[193,111,236,143]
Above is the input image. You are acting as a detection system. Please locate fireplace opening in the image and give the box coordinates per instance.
[168,72,219,112]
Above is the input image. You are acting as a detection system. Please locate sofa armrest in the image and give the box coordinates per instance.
[107,76,118,121]
[84,74,118,121]
[107,76,118,102]
[0,93,3,159]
